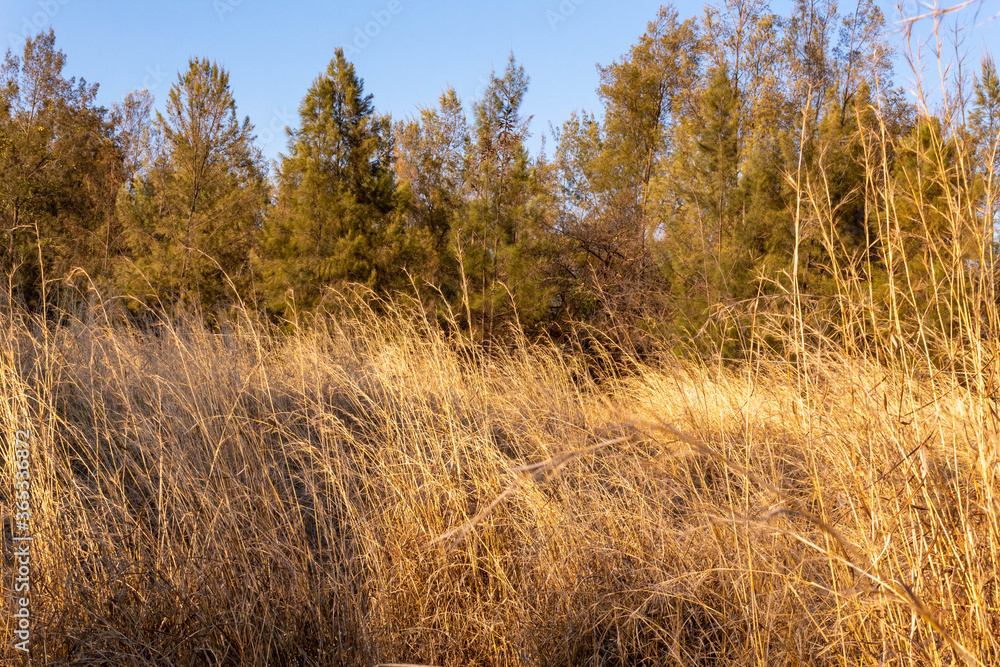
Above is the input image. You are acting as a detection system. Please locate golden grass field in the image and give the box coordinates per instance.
[1,291,998,665]
[3,11,999,659]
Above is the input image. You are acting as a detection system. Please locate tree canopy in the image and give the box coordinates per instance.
[2,7,995,357]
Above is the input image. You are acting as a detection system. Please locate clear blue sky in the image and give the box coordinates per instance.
[2,0,997,168]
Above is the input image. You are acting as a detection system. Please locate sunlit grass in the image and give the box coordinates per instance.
[0,289,997,665]
[2,2,999,664]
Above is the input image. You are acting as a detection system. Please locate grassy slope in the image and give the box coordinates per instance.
[1,299,997,666]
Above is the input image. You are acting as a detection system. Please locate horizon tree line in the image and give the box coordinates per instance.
[2,1,999,349]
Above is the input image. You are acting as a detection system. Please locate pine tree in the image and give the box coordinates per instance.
[703,0,785,160]
[394,87,469,299]
[833,0,894,124]
[784,0,839,126]
[698,65,741,280]
[597,4,700,243]
[970,56,1000,310]
[893,118,966,276]
[550,110,607,320]
[118,58,269,308]
[652,63,748,335]
[460,53,547,337]
[971,56,1000,181]
[0,30,127,307]
[259,49,397,313]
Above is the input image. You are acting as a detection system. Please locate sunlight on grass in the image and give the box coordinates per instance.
[1,290,998,664]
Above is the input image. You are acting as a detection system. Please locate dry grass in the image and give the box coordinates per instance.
[2,4,998,665]
[0,290,998,666]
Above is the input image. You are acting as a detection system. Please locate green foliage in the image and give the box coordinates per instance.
[549,7,700,334]
[971,56,1000,293]
[971,56,1000,179]
[258,49,398,314]
[667,64,742,307]
[457,53,556,337]
[891,117,969,280]
[118,58,269,308]
[8,4,996,361]
[0,30,128,306]
[394,87,469,305]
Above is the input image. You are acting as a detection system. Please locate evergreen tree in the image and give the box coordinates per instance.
[259,49,397,313]
[892,118,967,278]
[703,0,785,162]
[833,0,894,124]
[460,53,554,337]
[597,5,700,243]
[971,56,1000,182]
[550,6,699,331]
[969,56,1000,309]
[119,58,269,308]
[0,31,127,307]
[791,83,882,307]
[655,64,742,324]
[394,87,469,299]
[784,0,839,125]
[971,56,1000,283]
[550,110,609,321]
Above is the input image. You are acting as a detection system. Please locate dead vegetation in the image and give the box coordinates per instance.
[0,291,997,665]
